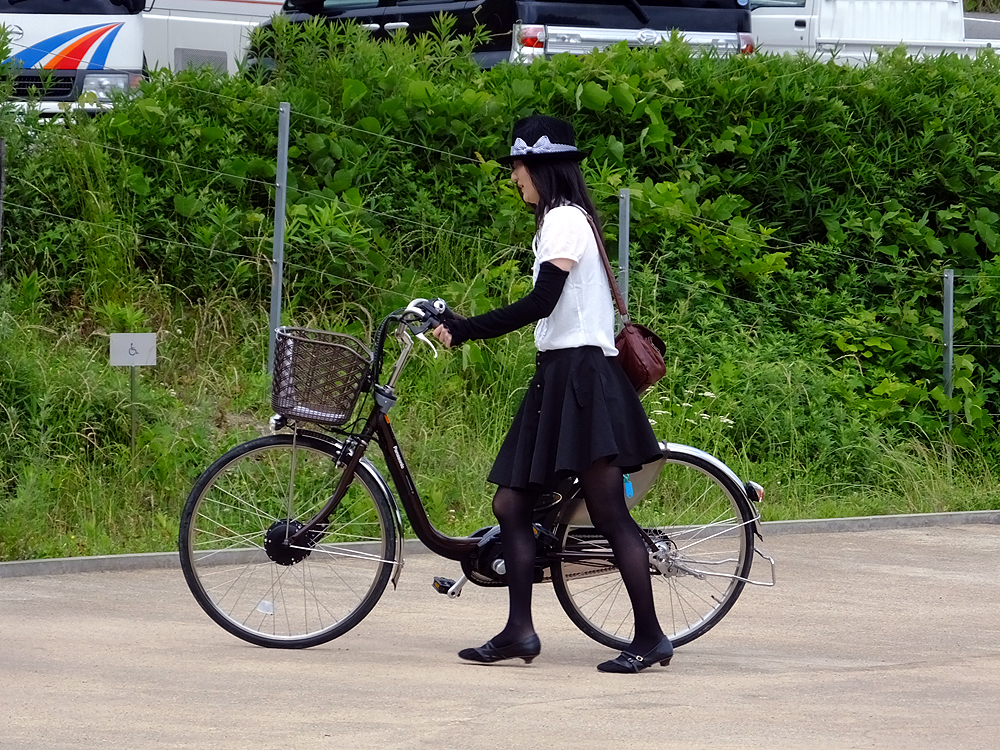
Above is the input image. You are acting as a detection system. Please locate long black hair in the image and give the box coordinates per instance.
[523,159,604,239]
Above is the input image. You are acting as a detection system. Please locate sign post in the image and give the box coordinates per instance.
[618,188,630,301]
[942,269,955,470]
[110,333,157,456]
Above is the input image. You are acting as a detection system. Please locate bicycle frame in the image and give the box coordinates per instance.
[285,319,481,562]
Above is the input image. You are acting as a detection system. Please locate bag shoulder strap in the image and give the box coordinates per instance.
[583,213,630,323]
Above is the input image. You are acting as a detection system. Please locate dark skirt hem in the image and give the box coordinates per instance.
[488,347,662,491]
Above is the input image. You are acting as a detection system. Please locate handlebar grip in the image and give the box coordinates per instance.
[414,298,453,329]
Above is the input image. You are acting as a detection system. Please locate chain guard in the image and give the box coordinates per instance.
[460,524,559,587]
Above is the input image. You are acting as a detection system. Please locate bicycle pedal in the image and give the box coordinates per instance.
[433,576,458,596]
[532,523,559,548]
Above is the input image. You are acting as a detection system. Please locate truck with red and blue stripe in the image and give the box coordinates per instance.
[2,0,275,115]
[1,0,145,114]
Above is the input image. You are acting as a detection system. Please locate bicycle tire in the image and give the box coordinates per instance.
[178,433,397,649]
[551,453,756,650]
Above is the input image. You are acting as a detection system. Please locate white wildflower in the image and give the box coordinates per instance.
[701,391,716,398]
[685,418,696,424]
[681,402,693,408]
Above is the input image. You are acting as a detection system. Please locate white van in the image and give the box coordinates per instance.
[1,0,145,115]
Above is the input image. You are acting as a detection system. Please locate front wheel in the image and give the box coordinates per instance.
[178,433,397,648]
[551,454,756,650]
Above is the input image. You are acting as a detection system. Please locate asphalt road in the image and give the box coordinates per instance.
[966,13,1000,40]
[2,524,999,750]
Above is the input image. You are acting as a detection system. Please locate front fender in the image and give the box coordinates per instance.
[354,455,406,588]
[293,429,406,587]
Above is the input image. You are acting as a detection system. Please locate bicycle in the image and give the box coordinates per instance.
[178,299,776,650]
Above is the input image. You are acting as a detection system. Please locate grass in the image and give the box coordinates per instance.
[2,31,1000,566]
[5,35,1000,566]
[2,260,998,562]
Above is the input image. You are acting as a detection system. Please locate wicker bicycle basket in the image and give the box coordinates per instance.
[271,327,372,427]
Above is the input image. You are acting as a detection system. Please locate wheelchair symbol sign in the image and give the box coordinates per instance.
[110,333,157,367]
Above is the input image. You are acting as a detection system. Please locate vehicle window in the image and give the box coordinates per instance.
[281,0,381,10]
[322,0,379,8]
[1,0,135,13]
[749,0,806,8]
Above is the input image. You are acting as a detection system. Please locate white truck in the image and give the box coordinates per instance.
[2,0,276,114]
[1,0,145,115]
[751,0,996,61]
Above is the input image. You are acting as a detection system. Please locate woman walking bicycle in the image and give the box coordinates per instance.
[178,113,771,663]
[433,115,672,673]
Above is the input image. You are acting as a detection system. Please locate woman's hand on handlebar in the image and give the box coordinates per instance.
[432,324,454,348]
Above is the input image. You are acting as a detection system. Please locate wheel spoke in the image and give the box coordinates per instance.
[179,434,396,648]
[553,456,755,650]
[303,544,395,564]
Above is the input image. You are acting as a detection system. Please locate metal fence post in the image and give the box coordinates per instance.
[943,268,955,433]
[0,138,6,275]
[618,188,630,303]
[267,103,291,375]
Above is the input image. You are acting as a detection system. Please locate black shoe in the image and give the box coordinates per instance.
[458,634,541,664]
[597,636,674,673]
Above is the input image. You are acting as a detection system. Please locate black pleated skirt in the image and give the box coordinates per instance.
[488,346,663,491]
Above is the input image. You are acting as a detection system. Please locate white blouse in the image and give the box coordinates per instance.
[532,204,618,357]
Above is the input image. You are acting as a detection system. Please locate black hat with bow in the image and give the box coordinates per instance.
[498,115,587,166]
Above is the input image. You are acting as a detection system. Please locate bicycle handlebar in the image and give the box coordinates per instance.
[368,298,454,389]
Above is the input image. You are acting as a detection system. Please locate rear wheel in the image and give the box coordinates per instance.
[552,455,756,650]
[178,433,397,648]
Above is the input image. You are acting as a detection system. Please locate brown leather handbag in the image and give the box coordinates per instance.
[586,215,666,394]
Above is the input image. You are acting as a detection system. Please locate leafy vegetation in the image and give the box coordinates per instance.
[1,21,998,560]
[967,0,1000,13]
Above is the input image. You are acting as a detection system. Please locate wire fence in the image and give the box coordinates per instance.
[26,109,1000,282]
[9,168,995,351]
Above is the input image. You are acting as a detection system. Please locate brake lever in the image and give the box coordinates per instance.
[416,332,438,358]
[404,298,432,323]
[403,298,441,358]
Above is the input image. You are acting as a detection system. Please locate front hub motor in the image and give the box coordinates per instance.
[264,519,314,566]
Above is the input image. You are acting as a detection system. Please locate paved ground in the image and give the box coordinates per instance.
[967,13,1000,40]
[2,524,999,750]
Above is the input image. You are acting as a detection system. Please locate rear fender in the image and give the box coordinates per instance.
[553,442,761,537]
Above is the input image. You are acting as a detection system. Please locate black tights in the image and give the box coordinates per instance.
[489,459,665,652]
